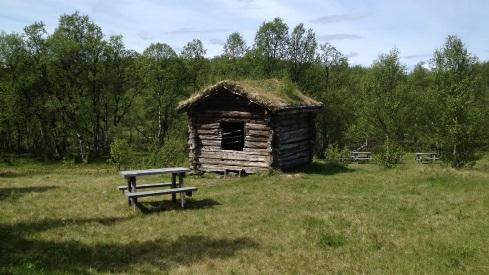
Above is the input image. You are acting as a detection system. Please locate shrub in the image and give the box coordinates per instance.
[146,137,188,168]
[109,138,131,170]
[374,138,403,168]
[324,144,350,166]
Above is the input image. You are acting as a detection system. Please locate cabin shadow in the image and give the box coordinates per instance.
[0,217,257,274]
[135,198,221,214]
[283,161,354,176]
[0,186,56,200]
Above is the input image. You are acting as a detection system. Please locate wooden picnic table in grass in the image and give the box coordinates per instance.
[118,167,197,209]
[415,152,440,164]
[350,151,373,162]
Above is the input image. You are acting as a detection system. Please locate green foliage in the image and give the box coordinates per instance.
[254,17,289,76]
[146,137,188,168]
[0,12,488,170]
[109,138,131,170]
[223,32,247,58]
[429,35,488,168]
[180,39,206,59]
[374,138,404,168]
[354,49,412,144]
[324,144,350,166]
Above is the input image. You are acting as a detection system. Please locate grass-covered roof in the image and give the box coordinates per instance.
[177,79,322,112]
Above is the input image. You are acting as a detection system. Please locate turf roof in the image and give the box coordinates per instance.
[177,79,322,112]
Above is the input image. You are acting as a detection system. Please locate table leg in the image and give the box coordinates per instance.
[178,173,184,188]
[127,176,136,206]
[171,173,177,203]
[181,191,186,208]
[131,177,137,206]
[126,178,131,205]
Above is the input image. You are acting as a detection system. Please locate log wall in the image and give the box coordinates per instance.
[187,90,273,173]
[271,112,315,169]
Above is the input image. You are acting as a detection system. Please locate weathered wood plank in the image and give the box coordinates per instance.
[246,123,270,130]
[244,141,269,149]
[201,110,265,119]
[199,164,267,173]
[245,136,270,143]
[279,156,311,168]
[247,129,270,137]
[278,148,311,160]
[199,148,269,156]
[120,167,190,178]
[277,139,311,151]
[277,135,311,145]
[117,182,173,191]
[125,187,197,198]
[199,151,268,162]
[198,157,269,168]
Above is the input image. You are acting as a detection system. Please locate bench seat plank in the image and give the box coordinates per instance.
[120,167,190,178]
[125,187,197,198]
[117,182,173,191]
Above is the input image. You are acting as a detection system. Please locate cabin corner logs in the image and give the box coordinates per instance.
[178,80,322,174]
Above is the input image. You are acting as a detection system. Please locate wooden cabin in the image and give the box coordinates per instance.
[176,79,322,174]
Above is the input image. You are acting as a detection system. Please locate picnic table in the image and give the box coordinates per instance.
[415,152,440,164]
[350,151,372,162]
[118,167,197,209]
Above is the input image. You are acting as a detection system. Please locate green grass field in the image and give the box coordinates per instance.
[1,156,489,274]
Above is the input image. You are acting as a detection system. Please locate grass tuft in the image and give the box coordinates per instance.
[318,233,347,248]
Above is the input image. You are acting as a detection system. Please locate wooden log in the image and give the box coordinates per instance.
[198,135,222,141]
[278,148,311,160]
[197,129,218,135]
[198,140,222,146]
[201,110,265,119]
[277,135,310,145]
[199,151,268,162]
[275,119,310,128]
[276,127,310,136]
[199,164,268,173]
[244,141,269,149]
[199,148,270,156]
[197,117,268,125]
[245,136,270,143]
[197,158,270,168]
[246,123,270,130]
[246,129,270,137]
[279,155,311,168]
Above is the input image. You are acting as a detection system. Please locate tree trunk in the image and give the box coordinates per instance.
[77,133,89,163]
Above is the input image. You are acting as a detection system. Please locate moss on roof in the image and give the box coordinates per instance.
[177,79,322,112]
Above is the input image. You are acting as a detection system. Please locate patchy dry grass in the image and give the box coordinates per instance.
[1,156,489,274]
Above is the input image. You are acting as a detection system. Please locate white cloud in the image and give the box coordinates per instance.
[318,34,362,41]
[311,13,369,24]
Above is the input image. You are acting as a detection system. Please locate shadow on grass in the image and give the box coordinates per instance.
[283,162,354,176]
[0,186,57,200]
[136,198,221,214]
[0,217,258,274]
[0,171,20,177]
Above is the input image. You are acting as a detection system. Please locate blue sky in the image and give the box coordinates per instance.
[1,0,488,67]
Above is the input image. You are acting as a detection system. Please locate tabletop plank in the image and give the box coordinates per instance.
[120,167,190,178]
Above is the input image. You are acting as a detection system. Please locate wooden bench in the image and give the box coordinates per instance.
[415,153,440,164]
[117,182,173,193]
[350,151,373,162]
[125,187,198,208]
[119,167,193,209]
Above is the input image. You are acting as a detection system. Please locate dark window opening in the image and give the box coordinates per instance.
[221,121,245,151]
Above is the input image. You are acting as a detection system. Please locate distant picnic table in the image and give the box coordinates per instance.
[415,152,440,164]
[350,151,372,162]
[118,167,197,210]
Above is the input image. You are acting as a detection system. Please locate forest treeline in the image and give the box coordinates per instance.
[1,12,488,167]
